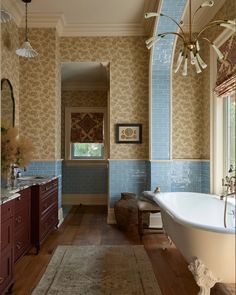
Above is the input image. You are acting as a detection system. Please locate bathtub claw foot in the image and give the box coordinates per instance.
[188,258,219,295]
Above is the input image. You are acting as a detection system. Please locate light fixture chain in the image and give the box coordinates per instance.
[25,1,28,41]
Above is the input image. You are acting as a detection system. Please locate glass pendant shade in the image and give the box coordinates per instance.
[16,41,38,58]
[0,9,12,23]
[16,0,38,58]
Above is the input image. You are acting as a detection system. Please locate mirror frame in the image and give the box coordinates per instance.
[1,78,15,127]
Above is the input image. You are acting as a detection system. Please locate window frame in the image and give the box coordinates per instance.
[65,107,108,160]
[210,29,235,195]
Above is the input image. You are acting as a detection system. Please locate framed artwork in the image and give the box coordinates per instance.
[116,124,142,143]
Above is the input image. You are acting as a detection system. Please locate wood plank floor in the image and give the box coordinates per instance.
[12,205,235,295]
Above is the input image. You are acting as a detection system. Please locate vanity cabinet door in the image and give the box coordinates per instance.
[14,187,31,263]
[31,178,58,253]
[0,201,14,295]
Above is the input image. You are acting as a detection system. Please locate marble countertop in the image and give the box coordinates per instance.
[1,176,58,205]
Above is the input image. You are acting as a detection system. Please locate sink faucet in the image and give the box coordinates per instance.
[221,174,236,228]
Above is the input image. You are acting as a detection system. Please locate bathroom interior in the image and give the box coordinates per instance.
[0,0,235,294]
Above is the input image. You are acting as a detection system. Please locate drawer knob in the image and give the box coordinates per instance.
[16,216,22,223]
[16,242,22,250]
[0,277,4,284]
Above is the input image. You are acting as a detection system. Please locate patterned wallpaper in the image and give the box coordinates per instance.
[201,0,236,159]
[60,37,149,160]
[61,90,108,158]
[1,20,19,126]
[172,37,205,159]
[19,28,61,160]
[172,0,235,160]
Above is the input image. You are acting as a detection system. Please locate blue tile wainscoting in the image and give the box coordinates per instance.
[108,160,150,208]
[150,160,210,194]
[62,162,108,195]
[22,160,62,208]
[108,160,210,208]
[151,0,186,160]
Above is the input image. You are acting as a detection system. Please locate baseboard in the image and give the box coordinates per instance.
[58,207,64,227]
[149,212,163,228]
[107,208,117,224]
[62,194,107,205]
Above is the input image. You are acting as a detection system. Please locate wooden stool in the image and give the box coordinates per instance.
[137,200,163,240]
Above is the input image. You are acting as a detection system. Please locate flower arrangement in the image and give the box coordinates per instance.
[1,126,34,176]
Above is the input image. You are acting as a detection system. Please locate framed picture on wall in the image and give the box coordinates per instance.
[116,124,142,144]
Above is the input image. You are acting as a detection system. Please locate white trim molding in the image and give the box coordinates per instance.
[107,208,116,224]
[62,194,107,206]
[210,29,234,195]
[58,207,64,228]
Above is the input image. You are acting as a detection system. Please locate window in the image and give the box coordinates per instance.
[65,107,107,160]
[71,143,104,159]
[224,92,236,174]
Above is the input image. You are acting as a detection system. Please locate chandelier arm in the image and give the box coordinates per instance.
[159,13,186,37]
[158,32,186,43]
[195,20,230,40]
[25,2,28,41]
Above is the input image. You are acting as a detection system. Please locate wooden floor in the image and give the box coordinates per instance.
[12,205,235,295]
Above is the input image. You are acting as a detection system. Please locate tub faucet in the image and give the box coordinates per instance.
[221,175,236,227]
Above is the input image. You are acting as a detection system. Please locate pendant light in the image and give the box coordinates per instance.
[16,0,38,58]
[0,9,12,23]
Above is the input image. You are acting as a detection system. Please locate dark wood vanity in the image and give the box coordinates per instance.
[0,178,58,295]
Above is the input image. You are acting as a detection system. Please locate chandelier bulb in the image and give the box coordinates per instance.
[196,40,200,51]
[200,0,214,8]
[219,23,236,31]
[196,53,207,69]
[211,43,224,60]
[194,58,202,74]
[174,50,184,73]
[182,56,188,76]
[190,50,195,65]
[144,12,159,19]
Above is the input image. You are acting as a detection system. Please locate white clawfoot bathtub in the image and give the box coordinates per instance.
[152,192,235,295]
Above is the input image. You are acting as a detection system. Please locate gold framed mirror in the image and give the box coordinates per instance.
[1,78,15,128]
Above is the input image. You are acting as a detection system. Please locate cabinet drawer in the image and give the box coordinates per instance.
[40,206,58,240]
[14,205,30,232]
[0,248,13,293]
[1,201,14,223]
[14,188,31,212]
[14,225,31,262]
[40,191,58,217]
[40,179,58,198]
[1,218,13,251]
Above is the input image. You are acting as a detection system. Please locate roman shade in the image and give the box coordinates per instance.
[214,35,236,97]
[70,112,104,143]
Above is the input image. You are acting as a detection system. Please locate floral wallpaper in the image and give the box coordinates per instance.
[61,90,108,158]
[60,37,149,160]
[172,0,235,160]
[172,37,205,159]
[19,28,61,160]
[1,19,19,126]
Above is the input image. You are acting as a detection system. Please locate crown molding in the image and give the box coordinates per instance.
[61,23,145,37]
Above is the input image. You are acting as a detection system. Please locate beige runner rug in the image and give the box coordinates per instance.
[32,245,162,295]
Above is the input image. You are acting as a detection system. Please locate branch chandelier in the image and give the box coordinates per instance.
[16,0,38,58]
[145,0,236,76]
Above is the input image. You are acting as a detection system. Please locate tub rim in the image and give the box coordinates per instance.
[153,192,236,235]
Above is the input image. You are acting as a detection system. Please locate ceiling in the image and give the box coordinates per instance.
[2,0,158,36]
[61,62,109,91]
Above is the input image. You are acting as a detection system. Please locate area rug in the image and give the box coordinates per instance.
[32,245,162,295]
